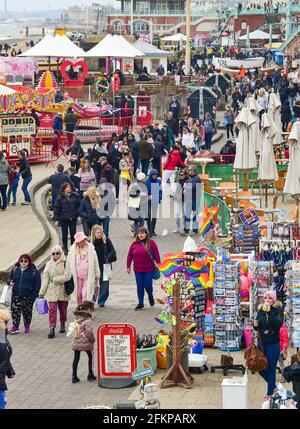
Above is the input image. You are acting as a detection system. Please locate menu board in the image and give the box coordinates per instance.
[97,324,136,378]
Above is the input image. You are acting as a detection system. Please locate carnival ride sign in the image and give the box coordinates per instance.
[97,324,136,386]
[0,116,36,137]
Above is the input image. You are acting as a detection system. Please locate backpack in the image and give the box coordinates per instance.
[66,321,81,339]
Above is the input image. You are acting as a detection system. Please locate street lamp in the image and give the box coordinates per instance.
[185,0,191,75]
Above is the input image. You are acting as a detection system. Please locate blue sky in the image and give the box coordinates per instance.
[6,0,118,11]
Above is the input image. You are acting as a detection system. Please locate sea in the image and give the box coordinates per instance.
[0,19,52,41]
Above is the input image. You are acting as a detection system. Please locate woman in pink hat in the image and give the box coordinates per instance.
[254,290,284,401]
[65,232,100,305]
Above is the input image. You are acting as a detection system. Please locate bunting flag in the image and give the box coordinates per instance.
[138,33,150,42]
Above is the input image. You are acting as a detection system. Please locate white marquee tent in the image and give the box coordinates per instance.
[85,34,144,58]
[19,34,86,58]
[162,33,187,42]
[239,30,280,40]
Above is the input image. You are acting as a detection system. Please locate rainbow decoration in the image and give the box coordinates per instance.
[199,205,220,238]
[157,255,213,288]
[37,71,58,90]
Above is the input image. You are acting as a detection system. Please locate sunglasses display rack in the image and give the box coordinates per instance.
[231,224,260,256]
[285,261,300,348]
[212,261,242,350]
[249,260,274,319]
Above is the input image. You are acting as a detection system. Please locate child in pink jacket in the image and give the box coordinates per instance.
[71,301,96,384]
[279,322,289,382]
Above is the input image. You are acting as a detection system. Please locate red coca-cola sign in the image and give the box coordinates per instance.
[97,324,136,379]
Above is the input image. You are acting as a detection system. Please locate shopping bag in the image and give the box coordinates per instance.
[0,284,12,307]
[36,299,49,315]
[103,263,112,281]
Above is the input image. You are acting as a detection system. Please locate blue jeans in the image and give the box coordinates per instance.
[98,272,109,306]
[99,217,110,238]
[22,176,32,202]
[7,186,17,204]
[134,218,145,235]
[205,132,213,150]
[0,184,7,209]
[52,192,58,210]
[259,342,280,396]
[0,390,6,409]
[140,160,150,175]
[134,271,154,305]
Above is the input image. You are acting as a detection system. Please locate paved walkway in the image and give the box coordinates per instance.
[2,151,297,409]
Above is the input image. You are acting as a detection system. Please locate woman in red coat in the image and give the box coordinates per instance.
[127,227,161,311]
[162,145,186,197]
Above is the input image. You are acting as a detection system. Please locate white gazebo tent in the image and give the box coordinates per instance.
[133,40,172,74]
[239,30,280,40]
[162,33,187,42]
[161,33,187,51]
[85,34,144,74]
[19,33,86,58]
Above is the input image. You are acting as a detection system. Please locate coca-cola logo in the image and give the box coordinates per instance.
[108,329,125,334]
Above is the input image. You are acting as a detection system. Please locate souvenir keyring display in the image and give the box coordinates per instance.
[285,261,300,349]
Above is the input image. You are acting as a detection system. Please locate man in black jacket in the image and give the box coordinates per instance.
[53,182,81,253]
[107,144,122,200]
[48,164,73,209]
[181,165,201,236]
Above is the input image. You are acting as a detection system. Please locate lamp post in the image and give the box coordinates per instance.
[286,0,292,40]
[185,0,191,75]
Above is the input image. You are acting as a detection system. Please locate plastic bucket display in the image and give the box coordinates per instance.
[136,346,157,373]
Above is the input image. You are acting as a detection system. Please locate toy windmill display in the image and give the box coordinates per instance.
[156,242,216,389]
[258,112,279,207]
[233,106,257,191]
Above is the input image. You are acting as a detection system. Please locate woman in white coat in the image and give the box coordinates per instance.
[65,232,100,305]
[39,245,70,339]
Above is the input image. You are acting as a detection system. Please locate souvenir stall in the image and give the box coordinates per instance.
[285,261,300,349]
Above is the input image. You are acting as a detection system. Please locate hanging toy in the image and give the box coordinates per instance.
[95,75,109,96]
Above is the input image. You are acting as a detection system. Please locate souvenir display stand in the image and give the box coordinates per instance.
[249,260,274,319]
[231,224,260,256]
[285,261,300,349]
[210,261,246,375]
[159,275,193,389]
[156,242,216,389]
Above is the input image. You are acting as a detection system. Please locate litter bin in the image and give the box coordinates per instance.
[222,374,248,409]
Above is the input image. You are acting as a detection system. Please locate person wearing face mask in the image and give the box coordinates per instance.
[7,254,41,335]
[54,182,81,254]
[39,245,70,339]
[254,290,284,401]
[0,308,15,409]
[65,232,100,305]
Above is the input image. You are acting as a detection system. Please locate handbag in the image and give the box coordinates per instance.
[36,298,49,315]
[64,276,75,295]
[70,147,80,162]
[103,263,112,281]
[144,244,160,280]
[0,284,12,307]
[244,332,268,374]
[221,353,233,367]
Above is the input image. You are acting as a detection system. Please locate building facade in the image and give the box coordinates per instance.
[106,0,220,37]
